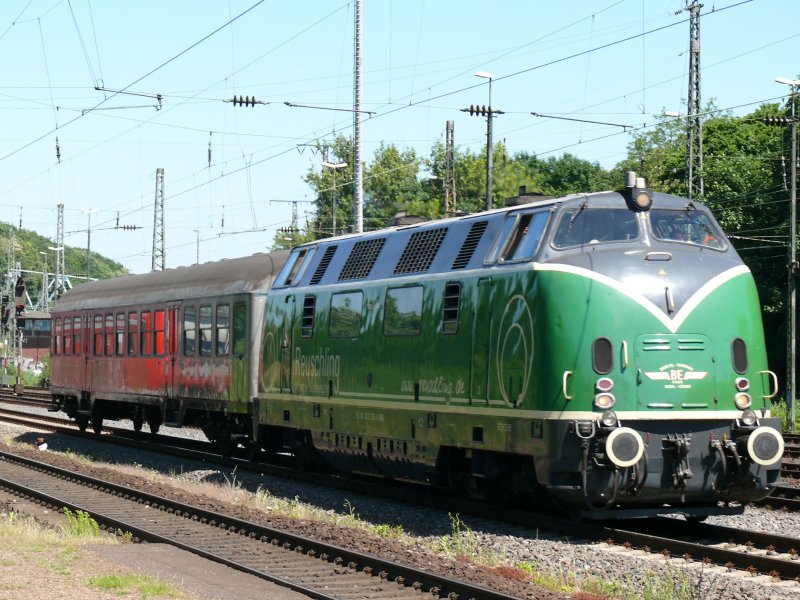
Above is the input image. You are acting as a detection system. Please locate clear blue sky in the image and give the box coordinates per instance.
[0,0,797,274]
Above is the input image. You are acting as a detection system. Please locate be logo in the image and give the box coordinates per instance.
[644,363,708,389]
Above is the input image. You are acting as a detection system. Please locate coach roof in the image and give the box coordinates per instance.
[54,251,289,312]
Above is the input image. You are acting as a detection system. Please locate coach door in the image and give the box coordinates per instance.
[165,306,179,397]
[231,301,247,402]
[470,278,493,404]
[280,297,295,393]
[81,312,92,391]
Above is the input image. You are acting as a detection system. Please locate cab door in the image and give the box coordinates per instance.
[470,278,493,404]
[166,306,179,398]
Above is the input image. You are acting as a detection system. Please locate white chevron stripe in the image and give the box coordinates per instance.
[532,263,751,333]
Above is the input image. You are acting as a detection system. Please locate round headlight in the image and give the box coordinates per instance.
[634,191,652,210]
[746,426,784,466]
[596,377,614,392]
[594,393,616,410]
[734,392,752,410]
[741,409,758,427]
[735,377,749,392]
[600,410,618,428]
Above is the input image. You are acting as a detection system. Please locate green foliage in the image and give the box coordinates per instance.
[770,399,800,432]
[437,513,500,564]
[0,222,128,301]
[61,508,101,538]
[87,573,182,599]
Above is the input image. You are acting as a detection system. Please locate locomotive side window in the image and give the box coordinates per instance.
[329,292,363,338]
[140,311,152,355]
[651,209,725,249]
[73,316,82,355]
[216,304,230,355]
[93,315,103,355]
[115,313,125,355]
[53,317,61,354]
[127,312,138,355]
[442,283,461,334]
[232,302,246,356]
[301,295,316,338]
[553,208,639,248]
[104,314,114,355]
[199,305,212,356]
[63,316,72,354]
[384,286,423,336]
[183,306,196,356]
[154,310,166,356]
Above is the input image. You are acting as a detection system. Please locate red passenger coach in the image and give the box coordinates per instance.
[50,252,288,443]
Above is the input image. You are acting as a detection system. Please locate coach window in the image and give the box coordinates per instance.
[115,313,125,355]
[53,317,62,355]
[199,305,212,356]
[103,314,113,355]
[232,302,246,357]
[183,306,196,356]
[216,304,230,355]
[384,286,423,336]
[127,312,138,355]
[140,311,152,356]
[329,291,362,338]
[63,316,73,354]
[93,315,103,355]
[154,310,166,356]
[73,316,82,355]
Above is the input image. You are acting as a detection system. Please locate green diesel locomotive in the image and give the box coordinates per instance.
[259,172,783,518]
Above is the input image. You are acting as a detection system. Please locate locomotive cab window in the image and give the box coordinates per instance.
[487,210,550,264]
[552,207,639,248]
[384,286,423,336]
[651,209,725,250]
[276,247,316,287]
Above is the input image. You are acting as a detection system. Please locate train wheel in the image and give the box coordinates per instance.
[76,415,89,432]
[132,409,144,432]
[91,415,103,435]
[146,408,161,435]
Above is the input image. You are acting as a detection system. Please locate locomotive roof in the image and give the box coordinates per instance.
[53,251,290,312]
[275,188,719,288]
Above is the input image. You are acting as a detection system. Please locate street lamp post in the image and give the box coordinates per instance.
[322,161,347,237]
[475,71,494,210]
[48,246,63,298]
[80,208,99,280]
[777,76,799,431]
[39,251,48,311]
[192,229,200,264]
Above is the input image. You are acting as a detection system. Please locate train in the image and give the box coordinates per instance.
[49,172,784,518]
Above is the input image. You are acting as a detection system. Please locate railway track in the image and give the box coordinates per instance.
[3,397,800,587]
[0,449,523,600]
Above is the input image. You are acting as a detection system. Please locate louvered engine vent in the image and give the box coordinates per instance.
[452,221,488,269]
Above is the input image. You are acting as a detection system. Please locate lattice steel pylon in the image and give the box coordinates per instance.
[684,1,703,199]
[152,167,165,271]
[54,203,65,298]
[444,120,457,217]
